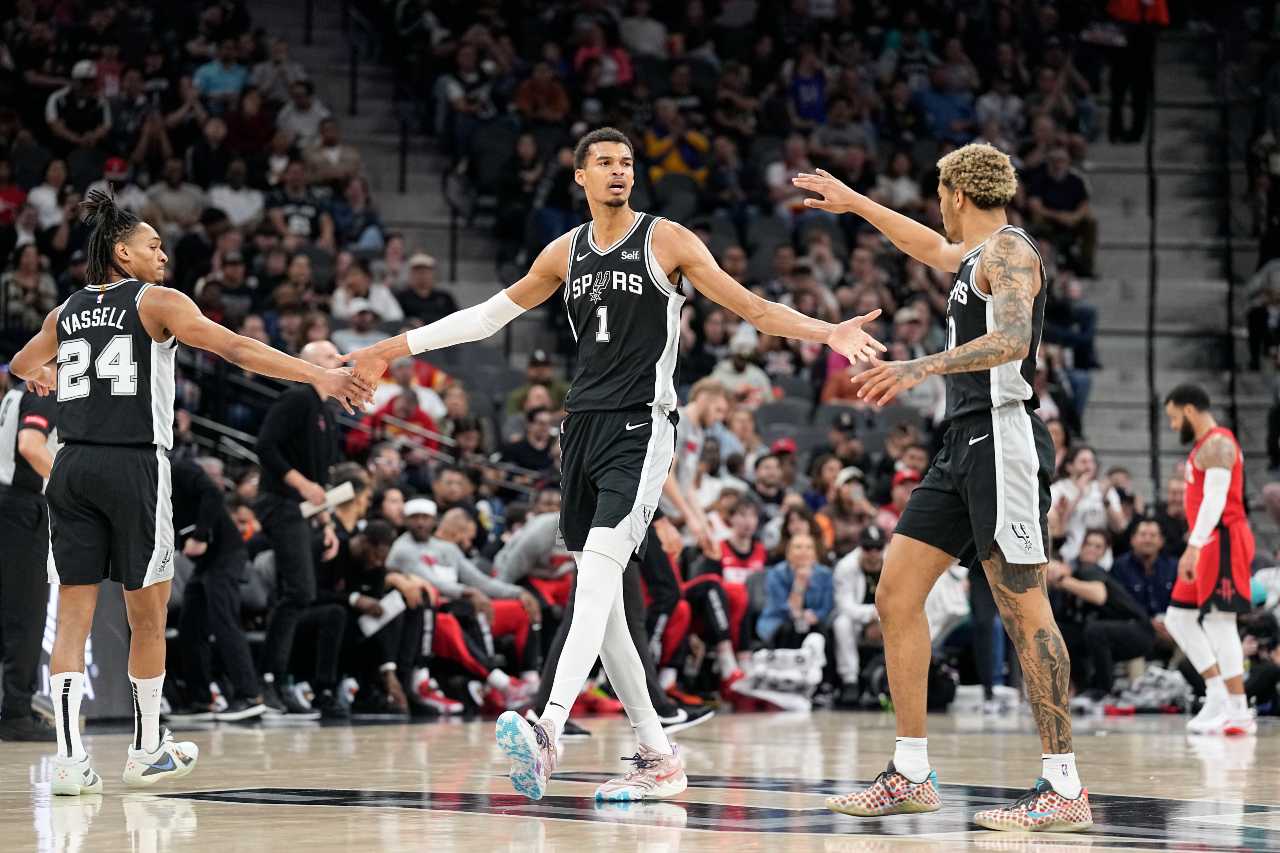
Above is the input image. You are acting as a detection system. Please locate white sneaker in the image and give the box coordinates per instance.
[495,711,557,800]
[594,743,688,802]
[1224,712,1257,736]
[51,754,103,796]
[122,727,199,787]
[1187,699,1228,734]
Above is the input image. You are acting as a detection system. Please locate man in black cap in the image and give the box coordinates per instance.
[832,524,887,708]
[505,348,569,415]
[811,410,870,472]
[0,381,57,741]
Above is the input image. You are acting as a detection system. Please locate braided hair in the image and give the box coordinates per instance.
[80,188,142,286]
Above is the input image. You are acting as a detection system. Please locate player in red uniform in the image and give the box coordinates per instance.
[1162,384,1256,736]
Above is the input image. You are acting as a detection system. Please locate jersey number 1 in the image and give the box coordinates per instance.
[57,336,138,401]
[595,305,610,343]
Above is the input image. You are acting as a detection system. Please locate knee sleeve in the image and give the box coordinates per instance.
[1164,607,1217,674]
[1202,611,1244,680]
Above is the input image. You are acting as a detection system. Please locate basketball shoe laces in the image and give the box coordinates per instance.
[1002,780,1053,813]
[618,751,660,781]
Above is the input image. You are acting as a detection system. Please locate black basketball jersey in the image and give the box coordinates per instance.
[55,278,176,448]
[562,212,686,412]
[943,225,1046,420]
[0,387,56,493]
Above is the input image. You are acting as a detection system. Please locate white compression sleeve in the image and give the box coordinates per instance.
[405,290,525,354]
[1188,468,1232,547]
[1202,611,1245,680]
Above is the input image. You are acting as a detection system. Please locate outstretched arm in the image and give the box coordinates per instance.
[342,232,571,384]
[792,169,968,273]
[660,220,884,364]
[142,287,372,412]
[851,231,1040,406]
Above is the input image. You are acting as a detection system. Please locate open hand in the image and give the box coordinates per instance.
[341,344,390,391]
[849,359,927,407]
[828,309,886,364]
[792,168,865,214]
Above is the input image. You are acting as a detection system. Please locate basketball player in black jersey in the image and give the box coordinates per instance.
[344,127,885,802]
[795,145,1092,832]
[8,191,369,796]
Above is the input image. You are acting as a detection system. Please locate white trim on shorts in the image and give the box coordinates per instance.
[582,406,674,568]
[989,403,1047,564]
[140,447,175,588]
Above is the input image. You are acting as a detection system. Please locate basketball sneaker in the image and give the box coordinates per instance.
[1186,698,1228,734]
[1223,711,1257,736]
[122,728,198,787]
[496,711,557,800]
[972,779,1093,832]
[659,705,715,735]
[827,762,941,817]
[51,754,104,796]
[594,743,687,802]
[412,670,463,715]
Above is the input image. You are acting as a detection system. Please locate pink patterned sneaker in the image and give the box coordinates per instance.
[827,763,942,817]
[973,779,1093,832]
[594,744,687,801]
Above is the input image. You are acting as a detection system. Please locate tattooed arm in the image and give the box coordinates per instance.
[851,231,1040,406]
[1178,431,1236,581]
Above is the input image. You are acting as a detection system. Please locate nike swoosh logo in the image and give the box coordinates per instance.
[658,710,687,724]
[654,768,682,783]
[968,434,990,446]
[576,252,591,261]
[624,422,646,431]
[142,752,177,776]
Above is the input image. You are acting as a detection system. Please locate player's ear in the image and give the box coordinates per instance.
[574,168,585,188]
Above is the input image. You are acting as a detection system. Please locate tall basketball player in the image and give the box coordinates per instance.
[9,191,369,795]
[343,127,885,802]
[1162,384,1256,736]
[794,145,1093,832]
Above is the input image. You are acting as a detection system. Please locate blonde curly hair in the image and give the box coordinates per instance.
[936,143,1017,210]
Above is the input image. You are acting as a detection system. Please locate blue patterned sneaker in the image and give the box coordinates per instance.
[496,711,557,800]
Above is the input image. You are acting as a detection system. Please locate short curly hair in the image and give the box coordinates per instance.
[936,143,1018,210]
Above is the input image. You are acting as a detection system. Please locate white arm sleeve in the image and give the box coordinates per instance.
[1188,467,1232,547]
[405,290,525,354]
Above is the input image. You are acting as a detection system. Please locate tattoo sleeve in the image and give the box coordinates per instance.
[913,232,1038,377]
[985,547,1073,755]
[1194,432,1236,471]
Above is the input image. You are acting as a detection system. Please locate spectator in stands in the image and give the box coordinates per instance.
[371,355,447,421]
[915,64,976,146]
[750,454,787,519]
[1027,146,1097,277]
[505,349,568,415]
[45,60,111,159]
[27,159,68,231]
[252,38,308,107]
[765,134,821,223]
[438,43,498,154]
[499,407,556,479]
[1048,530,1155,701]
[267,159,335,251]
[514,61,571,127]
[227,87,276,169]
[210,158,265,229]
[306,118,363,195]
[644,98,710,187]
[1050,445,1127,568]
[396,253,458,326]
[1153,464,1189,556]
[187,116,233,188]
[146,157,206,239]
[1110,517,1178,655]
[711,334,773,408]
[331,299,388,353]
[332,258,403,323]
[194,39,248,113]
[1,244,57,334]
[876,469,921,537]
[832,525,886,707]
[757,533,834,648]
[330,176,385,253]
[277,80,331,149]
[975,65,1025,142]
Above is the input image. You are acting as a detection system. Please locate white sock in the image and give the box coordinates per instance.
[1204,675,1227,705]
[1042,753,1082,799]
[1228,693,1248,716]
[893,737,930,783]
[51,672,86,761]
[486,669,512,691]
[716,642,738,677]
[129,673,165,754]
[541,546,626,743]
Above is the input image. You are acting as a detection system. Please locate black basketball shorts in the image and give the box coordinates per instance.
[46,443,175,590]
[895,403,1054,566]
[559,407,676,568]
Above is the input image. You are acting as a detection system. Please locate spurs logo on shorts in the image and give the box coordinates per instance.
[1011,523,1035,553]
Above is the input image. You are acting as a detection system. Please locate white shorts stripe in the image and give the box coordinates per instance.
[141,447,175,588]
[583,406,673,568]
[990,404,1047,564]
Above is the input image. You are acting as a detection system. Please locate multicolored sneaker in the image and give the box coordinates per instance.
[827,763,942,817]
[122,728,198,788]
[594,744,687,802]
[495,711,557,800]
[973,779,1093,832]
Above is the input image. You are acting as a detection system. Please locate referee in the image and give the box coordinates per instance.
[255,342,343,715]
[0,382,57,741]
